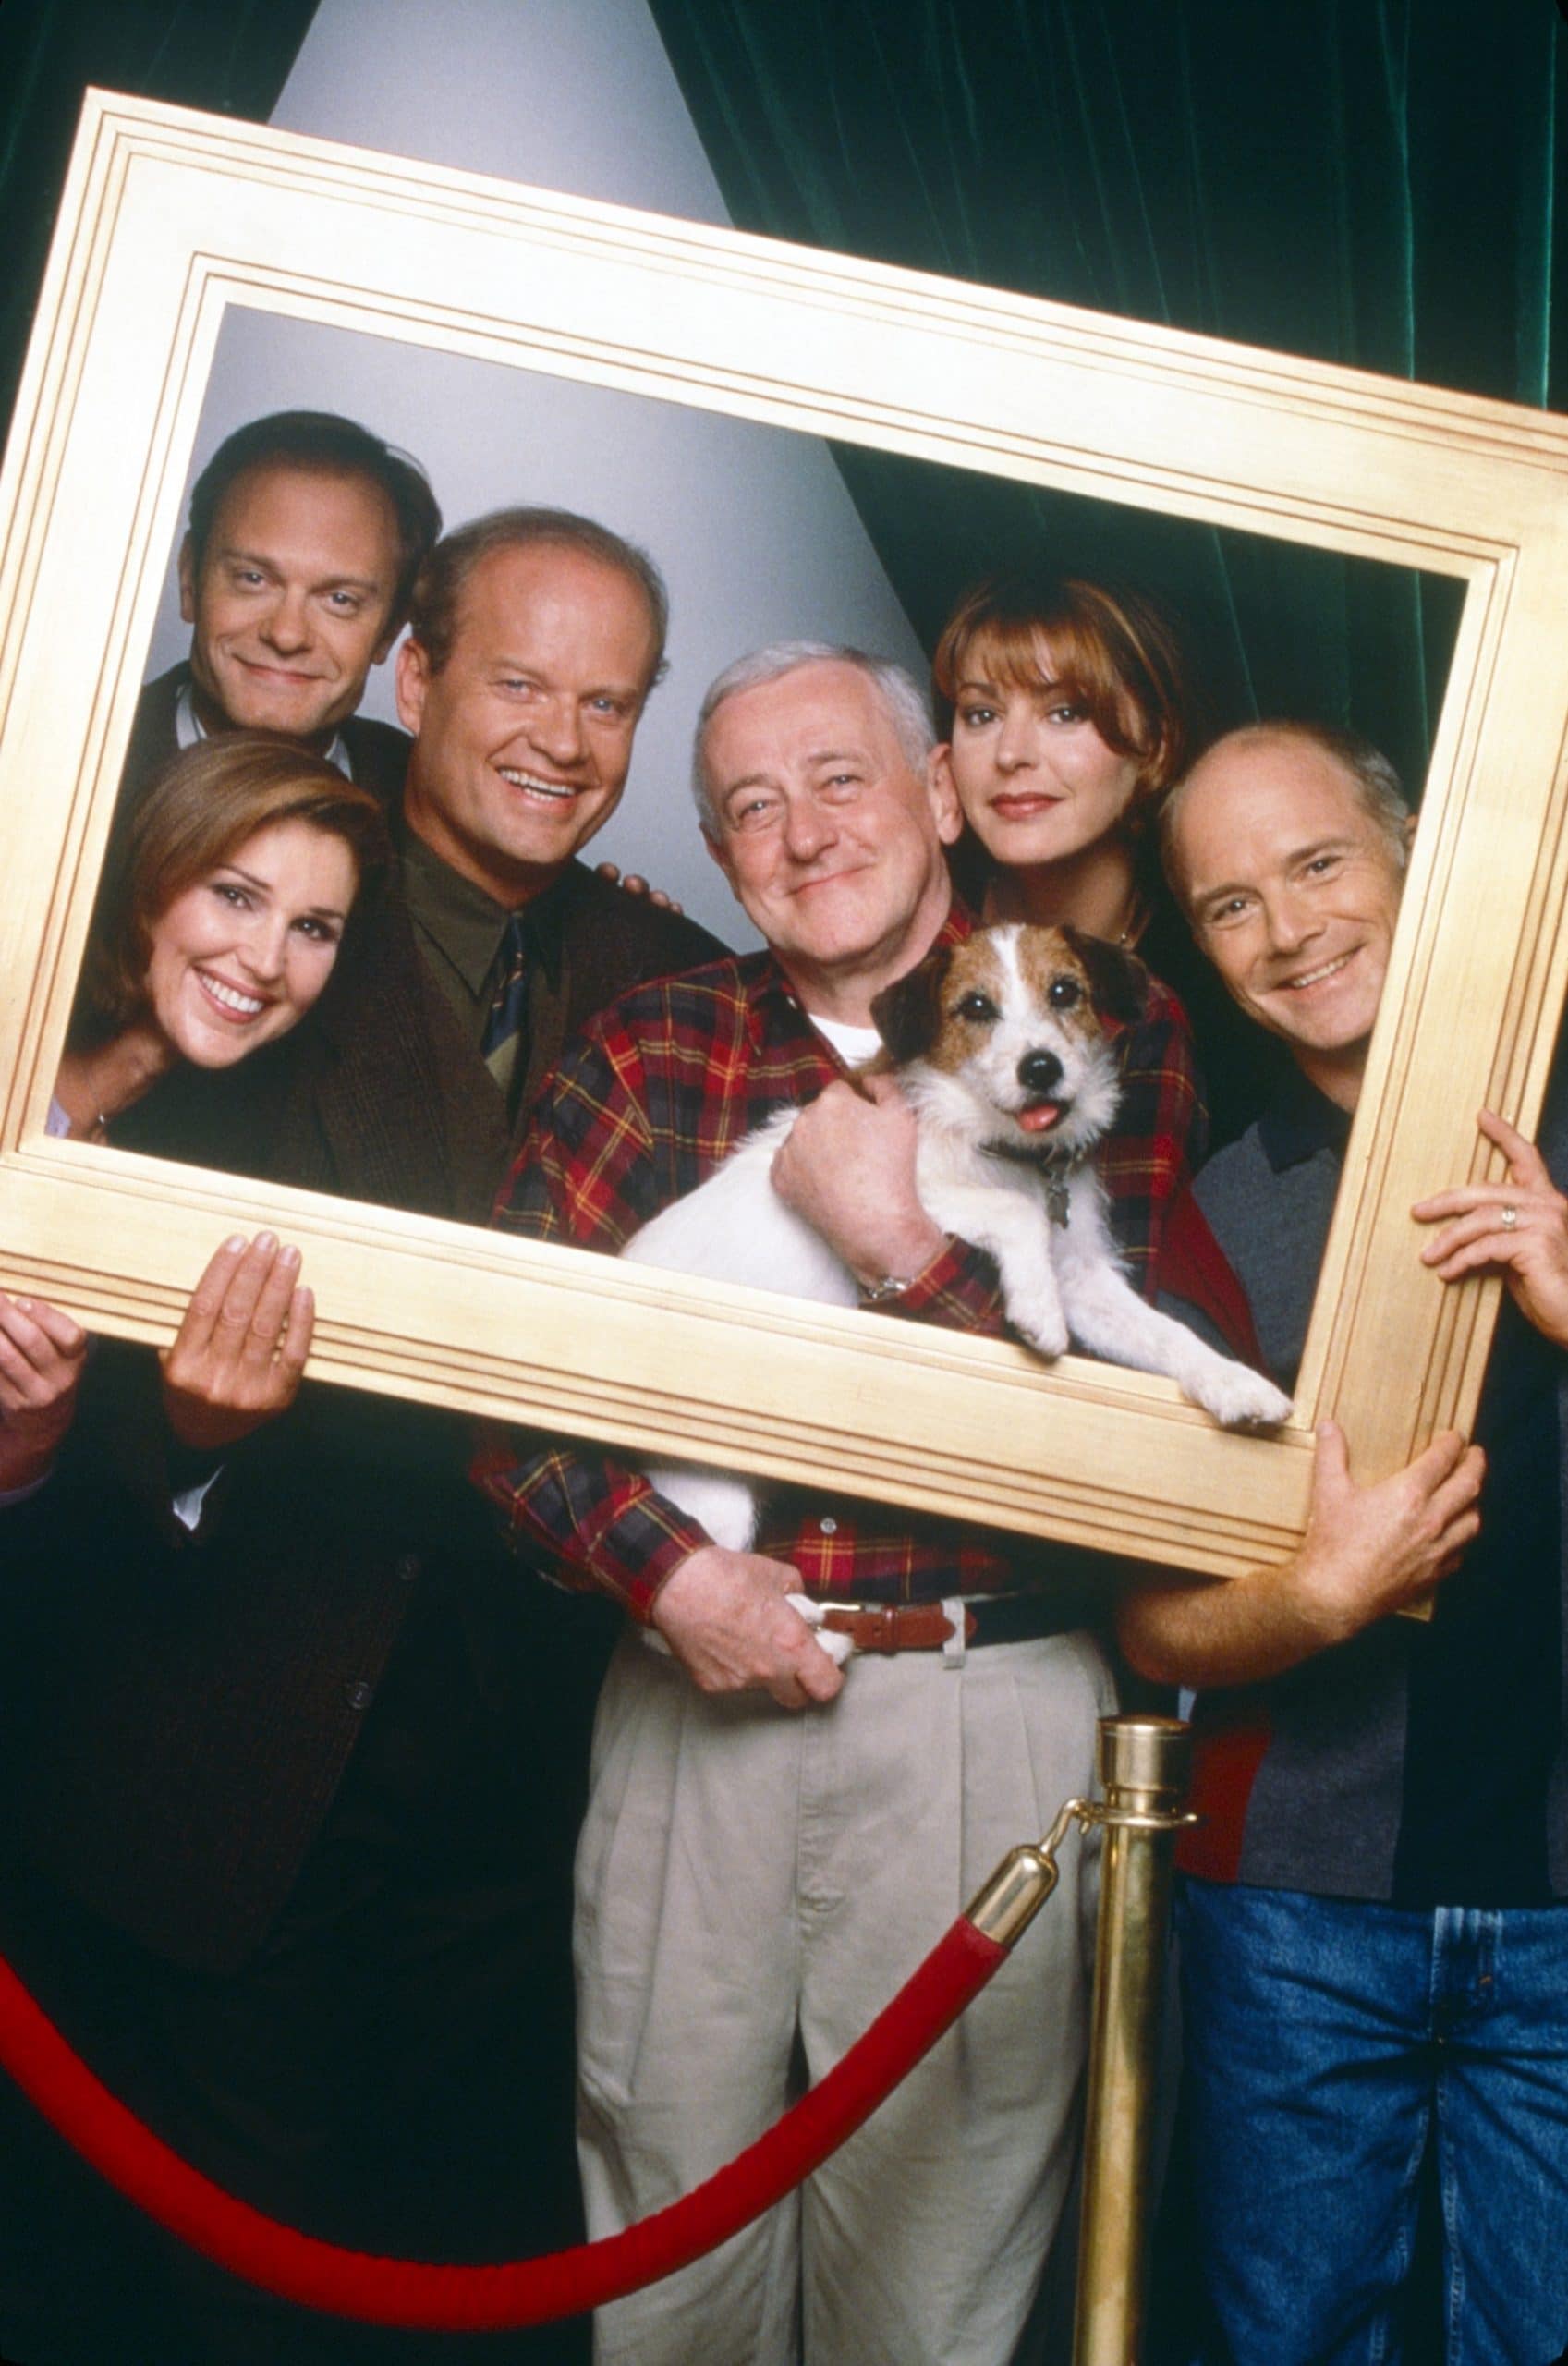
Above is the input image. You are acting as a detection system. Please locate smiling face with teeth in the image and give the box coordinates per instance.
[1173,729,1411,1110]
[141,817,359,1070]
[396,539,659,907]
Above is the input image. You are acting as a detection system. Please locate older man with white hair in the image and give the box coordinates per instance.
[478,640,1202,2366]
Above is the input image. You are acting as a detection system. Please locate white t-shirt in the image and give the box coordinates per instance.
[808,1015,881,1068]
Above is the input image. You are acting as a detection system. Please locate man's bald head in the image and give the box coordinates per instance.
[1161,722,1410,909]
[1162,722,1414,1111]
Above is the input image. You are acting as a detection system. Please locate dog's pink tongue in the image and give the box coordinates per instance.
[1016,1104,1062,1134]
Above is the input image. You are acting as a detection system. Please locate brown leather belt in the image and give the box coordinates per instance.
[816,1592,1088,1655]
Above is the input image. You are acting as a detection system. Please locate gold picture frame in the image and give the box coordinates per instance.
[4,89,1567,1579]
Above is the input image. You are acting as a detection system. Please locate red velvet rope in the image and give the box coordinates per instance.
[0,1915,1006,2331]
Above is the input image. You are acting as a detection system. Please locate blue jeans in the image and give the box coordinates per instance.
[1173,1877,1568,2366]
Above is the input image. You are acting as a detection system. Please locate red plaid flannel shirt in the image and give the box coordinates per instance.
[474,914,1203,1619]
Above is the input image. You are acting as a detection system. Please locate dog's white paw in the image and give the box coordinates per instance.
[1009,1298,1070,1360]
[1185,1362,1293,1429]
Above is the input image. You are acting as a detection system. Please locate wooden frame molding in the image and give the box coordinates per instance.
[5,91,1568,1577]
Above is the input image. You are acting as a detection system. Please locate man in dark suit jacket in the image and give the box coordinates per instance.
[2,508,723,2366]
[121,409,444,812]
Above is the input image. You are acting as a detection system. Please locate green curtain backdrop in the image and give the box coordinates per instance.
[2,2,1561,791]
[646,0,1567,792]
[0,0,319,453]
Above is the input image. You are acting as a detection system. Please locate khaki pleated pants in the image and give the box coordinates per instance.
[574,1626,1113,2366]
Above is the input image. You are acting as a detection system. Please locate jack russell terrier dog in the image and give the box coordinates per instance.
[621,921,1292,1554]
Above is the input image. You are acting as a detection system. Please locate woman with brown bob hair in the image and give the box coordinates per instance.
[57,734,388,1136]
[931,565,1279,1156]
[932,568,1193,943]
[3,736,387,1493]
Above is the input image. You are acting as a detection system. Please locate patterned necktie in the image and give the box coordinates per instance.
[482,909,532,1101]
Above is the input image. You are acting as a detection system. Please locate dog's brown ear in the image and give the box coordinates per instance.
[1062,925,1148,1025]
[870,944,953,1064]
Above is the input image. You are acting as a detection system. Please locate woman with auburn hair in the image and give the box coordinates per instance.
[1,735,388,1493]
[931,566,1279,1162]
[933,568,1192,947]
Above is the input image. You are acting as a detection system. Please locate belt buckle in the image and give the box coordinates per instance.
[819,1600,901,1656]
[818,1599,967,1660]
[816,1599,872,1648]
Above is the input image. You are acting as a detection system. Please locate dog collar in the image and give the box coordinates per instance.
[982,1138,1075,1225]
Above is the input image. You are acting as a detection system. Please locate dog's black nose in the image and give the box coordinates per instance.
[1018,1049,1064,1096]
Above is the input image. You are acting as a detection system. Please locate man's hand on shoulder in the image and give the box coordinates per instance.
[595,859,686,915]
[771,1076,945,1289]
[1414,1108,1568,1349]
[650,1543,845,1708]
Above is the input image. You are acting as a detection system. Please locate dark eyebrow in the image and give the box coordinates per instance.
[216,545,383,594]
[213,861,349,922]
[214,547,281,575]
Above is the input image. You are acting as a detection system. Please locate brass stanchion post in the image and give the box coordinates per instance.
[1072,1714,1192,2366]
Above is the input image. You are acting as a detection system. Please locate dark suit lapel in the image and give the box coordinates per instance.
[121,666,184,799]
[338,715,412,810]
